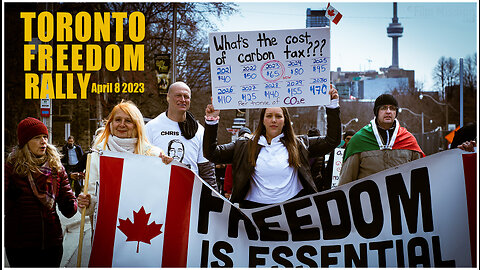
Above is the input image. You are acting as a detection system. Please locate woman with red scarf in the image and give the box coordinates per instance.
[5,117,85,267]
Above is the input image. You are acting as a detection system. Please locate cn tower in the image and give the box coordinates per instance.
[387,2,403,69]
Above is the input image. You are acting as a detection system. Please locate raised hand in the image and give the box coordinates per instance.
[329,84,339,100]
[205,98,220,120]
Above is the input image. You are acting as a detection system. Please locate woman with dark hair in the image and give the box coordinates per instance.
[5,117,85,267]
[203,87,341,208]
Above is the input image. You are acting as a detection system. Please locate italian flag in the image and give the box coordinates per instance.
[344,119,425,161]
[88,152,200,267]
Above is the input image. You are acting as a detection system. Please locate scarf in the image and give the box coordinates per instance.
[167,110,199,140]
[344,118,425,161]
[27,161,57,210]
[106,135,138,153]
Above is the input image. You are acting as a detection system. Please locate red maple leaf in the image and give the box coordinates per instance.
[117,206,163,253]
[328,9,336,17]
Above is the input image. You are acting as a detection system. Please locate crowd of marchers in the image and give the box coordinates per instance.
[5,82,476,267]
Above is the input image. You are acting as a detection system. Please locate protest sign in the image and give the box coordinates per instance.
[209,28,330,110]
[89,149,474,267]
[331,147,344,188]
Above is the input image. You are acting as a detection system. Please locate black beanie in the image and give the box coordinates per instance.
[374,94,398,117]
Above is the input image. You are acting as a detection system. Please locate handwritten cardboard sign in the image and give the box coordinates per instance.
[209,28,330,110]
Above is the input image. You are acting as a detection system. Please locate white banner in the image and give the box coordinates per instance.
[209,28,330,110]
[89,149,474,267]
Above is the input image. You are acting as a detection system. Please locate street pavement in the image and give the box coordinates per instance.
[4,207,93,268]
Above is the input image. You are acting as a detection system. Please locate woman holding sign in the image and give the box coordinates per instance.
[204,86,341,208]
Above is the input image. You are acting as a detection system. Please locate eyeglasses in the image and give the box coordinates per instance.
[379,105,397,111]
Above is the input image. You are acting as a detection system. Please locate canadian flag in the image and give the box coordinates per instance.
[326,3,343,25]
[88,152,199,267]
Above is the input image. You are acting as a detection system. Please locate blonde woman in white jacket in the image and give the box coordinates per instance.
[77,100,172,220]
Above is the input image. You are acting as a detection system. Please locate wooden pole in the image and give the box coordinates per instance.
[77,154,92,267]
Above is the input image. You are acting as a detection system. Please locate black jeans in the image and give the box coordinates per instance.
[6,245,63,267]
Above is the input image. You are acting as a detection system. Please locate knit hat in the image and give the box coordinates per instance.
[238,127,251,137]
[374,94,398,117]
[17,117,48,147]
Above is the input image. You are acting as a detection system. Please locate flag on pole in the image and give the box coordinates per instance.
[445,126,460,144]
[88,152,198,267]
[326,3,343,25]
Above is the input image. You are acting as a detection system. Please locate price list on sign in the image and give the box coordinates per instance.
[209,27,330,109]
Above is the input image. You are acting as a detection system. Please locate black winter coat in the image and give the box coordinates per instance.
[61,144,84,168]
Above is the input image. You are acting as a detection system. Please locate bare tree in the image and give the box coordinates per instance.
[415,80,424,92]
[3,2,239,148]
[463,53,477,90]
[433,56,458,101]
[433,56,448,99]
[445,57,458,90]
[94,2,238,119]
[390,79,416,95]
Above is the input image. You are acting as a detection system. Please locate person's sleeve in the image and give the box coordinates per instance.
[79,152,99,216]
[223,164,233,194]
[146,144,162,157]
[5,163,22,201]
[197,127,209,163]
[145,122,154,145]
[202,122,236,164]
[76,152,88,172]
[412,150,423,161]
[338,153,360,186]
[61,146,67,164]
[307,107,341,157]
[198,161,218,191]
[57,168,78,218]
[5,163,11,194]
[78,145,84,156]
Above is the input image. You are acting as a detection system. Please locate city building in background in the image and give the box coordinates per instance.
[321,2,415,101]
[306,8,330,27]
[331,68,414,100]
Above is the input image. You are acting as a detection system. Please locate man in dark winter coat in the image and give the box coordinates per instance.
[61,136,84,196]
